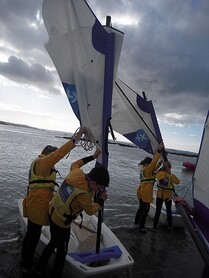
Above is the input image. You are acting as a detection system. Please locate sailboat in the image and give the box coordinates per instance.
[112,77,163,155]
[175,110,209,277]
[18,0,134,277]
[111,78,183,227]
[42,0,181,234]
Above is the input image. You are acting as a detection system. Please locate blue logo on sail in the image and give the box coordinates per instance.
[134,129,152,153]
[63,82,81,121]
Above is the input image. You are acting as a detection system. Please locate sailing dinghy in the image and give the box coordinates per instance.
[18,199,133,278]
[20,0,133,277]
[175,110,209,277]
[111,78,184,227]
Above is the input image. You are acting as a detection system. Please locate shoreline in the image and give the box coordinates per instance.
[0,121,197,158]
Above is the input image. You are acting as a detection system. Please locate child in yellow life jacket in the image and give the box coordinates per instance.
[136,142,164,234]
[135,160,163,225]
[153,161,180,232]
[21,127,85,275]
[36,147,109,278]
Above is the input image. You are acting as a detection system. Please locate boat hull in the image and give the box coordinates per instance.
[18,199,134,277]
[148,190,185,228]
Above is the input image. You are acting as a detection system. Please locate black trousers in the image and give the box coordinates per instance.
[153,197,172,229]
[37,217,71,278]
[135,199,150,225]
[21,219,42,269]
[139,200,150,229]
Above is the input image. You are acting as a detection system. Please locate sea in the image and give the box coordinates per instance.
[0,123,204,278]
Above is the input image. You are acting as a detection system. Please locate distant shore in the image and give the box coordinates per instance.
[0,120,197,158]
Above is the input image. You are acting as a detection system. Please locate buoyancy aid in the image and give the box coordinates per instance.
[28,159,57,190]
[139,166,156,184]
[157,176,173,191]
[51,180,87,225]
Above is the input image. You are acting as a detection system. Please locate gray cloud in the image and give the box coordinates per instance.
[0,55,52,86]
[0,0,209,127]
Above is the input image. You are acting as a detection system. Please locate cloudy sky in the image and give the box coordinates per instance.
[0,0,209,152]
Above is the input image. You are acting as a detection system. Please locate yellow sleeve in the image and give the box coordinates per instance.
[170,174,180,185]
[36,140,75,175]
[144,152,161,176]
[77,193,100,215]
[156,171,167,180]
[70,159,85,170]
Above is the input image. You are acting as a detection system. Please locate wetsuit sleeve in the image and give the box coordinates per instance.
[82,155,94,165]
[70,156,94,170]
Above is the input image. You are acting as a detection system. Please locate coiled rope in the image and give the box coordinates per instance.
[66,127,96,159]
[79,127,96,151]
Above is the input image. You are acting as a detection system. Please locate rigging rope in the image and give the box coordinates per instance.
[175,181,192,199]
[66,127,96,158]
[79,127,96,151]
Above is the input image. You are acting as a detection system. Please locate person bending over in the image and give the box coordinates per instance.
[36,147,109,278]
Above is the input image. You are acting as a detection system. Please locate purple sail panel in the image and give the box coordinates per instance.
[124,130,153,154]
[91,19,115,167]
[136,95,162,145]
[193,198,209,243]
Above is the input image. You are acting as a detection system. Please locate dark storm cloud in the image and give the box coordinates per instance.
[0,0,60,93]
[0,0,43,50]
[109,0,209,126]
[0,55,59,94]
[1,0,209,126]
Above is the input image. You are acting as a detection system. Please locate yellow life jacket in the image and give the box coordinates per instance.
[157,176,173,191]
[28,159,57,190]
[140,166,156,184]
[51,180,87,225]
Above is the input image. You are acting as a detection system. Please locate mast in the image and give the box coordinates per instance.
[106,15,111,27]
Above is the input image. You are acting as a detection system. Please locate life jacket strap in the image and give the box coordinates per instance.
[29,179,58,185]
[29,180,60,189]
[141,178,156,183]
[63,210,83,226]
[157,185,173,191]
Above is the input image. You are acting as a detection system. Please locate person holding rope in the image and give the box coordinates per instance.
[20,127,86,275]
[35,147,109,278]
[153,161,180,233]
[135,160,163,225]
[137,142,164,234]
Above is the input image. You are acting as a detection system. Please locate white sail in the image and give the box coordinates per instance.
[175,111,209,273]
[112,78,163,154]
[41,0,134,276]
[42,0,123,167]
[193,111,209,243]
